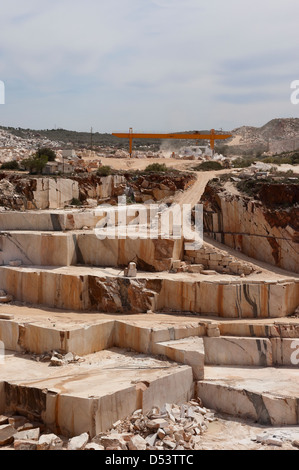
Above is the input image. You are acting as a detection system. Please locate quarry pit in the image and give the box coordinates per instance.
[0,163,299,451]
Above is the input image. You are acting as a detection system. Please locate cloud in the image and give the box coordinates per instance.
[0,0,299,131]
[216,91,278,105]
[150,0,200,8]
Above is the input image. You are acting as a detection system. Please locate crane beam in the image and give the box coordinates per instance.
[112,128,232,157]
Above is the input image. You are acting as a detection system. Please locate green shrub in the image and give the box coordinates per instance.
[232,157,255,168]
[97,165,112,176]
[144,163,168,173]
[70,197,82,206]
[1,160,19,170]
[193,161,222,171]
[35,147,56,162]
[291,153,299,164]
[22,154,48,174]
[263,155,292,164]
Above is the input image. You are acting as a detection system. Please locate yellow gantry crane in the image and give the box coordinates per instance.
[112,128,232,157]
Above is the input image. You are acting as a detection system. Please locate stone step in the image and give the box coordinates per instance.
[0,204,165,232]
[152,337,205,380]
[0,231,181,272]
[1,314,298,368]
[204,336,273,366]
[0,319,116,356]
[1,265,298,318]
[156,277,299,319]
[204,335,299,367]
[196,365,299,426]
[0,317,206,358]
[0,349,194,438]
[218,320,299,339]
[0,210,96,231]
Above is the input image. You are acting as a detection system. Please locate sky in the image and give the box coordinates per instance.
[0,0,299,133]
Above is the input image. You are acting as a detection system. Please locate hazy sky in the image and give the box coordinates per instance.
[0,0,299,132]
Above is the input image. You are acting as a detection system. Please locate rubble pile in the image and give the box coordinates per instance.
[0,400,216,451]
[93,400,215,451]
[2,403,299,450]
[31,350,85,367]
[184,243,256,276]
[0,415,65,450]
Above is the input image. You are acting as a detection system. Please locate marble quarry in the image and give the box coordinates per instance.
[0,172,298,449]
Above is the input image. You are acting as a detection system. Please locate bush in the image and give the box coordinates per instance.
[97,165,112,176]
[1,160,19,170]
[22,154,48,174]
[291,153,299,164]
[193,161,223,171]
[232,157,255,168]
[35,147,56,162]
[236,179,262,197]
[144,163,168,173]
[70,198,82,206]
[263,155,292,164]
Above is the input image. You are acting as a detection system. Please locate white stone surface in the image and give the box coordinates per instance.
[67,432,89,450]
[204,336,273,366]
[197,366,299,425]
[153,337,205,380]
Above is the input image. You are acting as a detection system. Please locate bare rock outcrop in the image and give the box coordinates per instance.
[88,277,162,313]
[201,177,299,273]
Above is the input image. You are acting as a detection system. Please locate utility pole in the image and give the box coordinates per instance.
[90,127,93,151]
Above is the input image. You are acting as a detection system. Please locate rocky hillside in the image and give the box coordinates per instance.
[201,175,299,272]
[232,118,299,142]
[225,118,299,155]
[2,118,299,157]
[0,128,64,163]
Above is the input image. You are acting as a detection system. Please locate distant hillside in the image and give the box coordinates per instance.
[232,118,299,141]
[0,126,229,152]
[1,118,299,156]
[0,126,122,149]
[200,118,299,156]
[224,118,299,155]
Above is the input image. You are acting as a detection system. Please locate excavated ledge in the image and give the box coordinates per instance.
[197,366,299,426]
[0,230,183,272]
[1,312,299,431]
[0,176,299,436]
[201,179,299,273]
[0,349,193,437]
[0,265,298,317]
